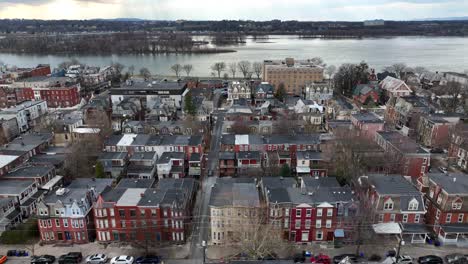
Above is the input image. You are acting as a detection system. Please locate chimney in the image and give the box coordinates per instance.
[140,193,145,197]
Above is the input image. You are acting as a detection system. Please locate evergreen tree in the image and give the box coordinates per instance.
[280,163,292,177]
[275,83,286,102]
[184,93,196,116]
[95,162,105,178]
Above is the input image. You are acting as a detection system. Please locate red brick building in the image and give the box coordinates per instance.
[375,131,430,178]
[417,115,460,148]
[360,174,426,224]
[351,112,385,141]
[420,173,468,244]
[352,84,381,105]
[0,87,32,108]
[32,86,81,108]
[93,178,196,244]
[36,179,113,244]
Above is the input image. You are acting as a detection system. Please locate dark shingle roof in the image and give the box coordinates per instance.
[428,173,468,195]
[116,178,156,189]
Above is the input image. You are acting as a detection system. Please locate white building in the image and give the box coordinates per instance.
[227,82,251,102]
[0,100,48,132]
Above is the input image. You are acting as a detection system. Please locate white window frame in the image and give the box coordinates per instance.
[327,209,333,217]
[402,214,408,223]
[316,230,323,240]
[317,208,322,217]
[384,199,394,210]
[296,209,301,217]
[316,220,321,228]
[415,214,420,223]
[458,214,464,223]
[446,213,452,223]
[326,219,332,228]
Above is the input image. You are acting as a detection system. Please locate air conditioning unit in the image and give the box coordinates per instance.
[56,188,69,196]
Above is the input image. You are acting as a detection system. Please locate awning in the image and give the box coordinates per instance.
[373,223,402,234]
[40,175,63,190]
[296,166,311,173]
[334,229,345,238]
[441,224,468,234]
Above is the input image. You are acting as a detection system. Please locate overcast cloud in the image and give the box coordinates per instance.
[0,0,467,21]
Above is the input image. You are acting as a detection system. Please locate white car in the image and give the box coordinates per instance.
[393,255,413,264]
[438,166,448,174]
[110,256,134,264]
[86,254,108,264]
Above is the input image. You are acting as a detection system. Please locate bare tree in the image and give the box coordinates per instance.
[325,65,337,79]
[228,62,237,78]
[437,81,466,113]
[413,66,428,77]
[384,63,407,78]
[253,62,263,79]
[170,64,182,78]
[310,57,326,67]
[139,67,151,80]
[211,62,226,78]
[58,58,81,70]
[128,65,135,76]
[183,64,193,77]
[111,62,125,75]
[230,120,251,134]
[238,61,252,79]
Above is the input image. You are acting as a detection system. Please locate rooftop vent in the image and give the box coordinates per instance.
[56,188,69,196]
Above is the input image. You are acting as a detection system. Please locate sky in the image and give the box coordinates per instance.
[0,0,467,21]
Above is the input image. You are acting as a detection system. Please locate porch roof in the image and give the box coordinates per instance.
[401,223,430,234]
[441,224,468,234]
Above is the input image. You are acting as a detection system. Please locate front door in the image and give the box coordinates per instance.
[65,231,71,240]
[57,232,63,240]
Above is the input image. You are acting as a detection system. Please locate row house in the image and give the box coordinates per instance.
[209,178,262,245]
[421,173,468,244]
[0,114,20,142]
[0,100,48,132]
[296,151,328,177]
[0,197,22,234]
[0,133,53,176]
[254,82,274,106]
[218,152,236,177]
[0,87,29,108]
[360,174,427,243]
[448,124,468,168]
[94,178,196,244]
[350,112,385,141]
[417,114,460,149]
[127,152,157,179]
[98,152,129,178]
[103,134,203,160]
[4,164,55,186]
[303,82,333,105]
[156,152,186,179]
[188,153,202,178]
[227,82,251,103]
[385,96,431,133]
[0,179,39,219]
[265,177,357,244]
[375,131,430,179]
[379,76,413,98]
[36,178,113,244]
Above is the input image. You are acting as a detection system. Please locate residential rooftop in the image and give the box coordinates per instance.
[428,173,468,195]
[209,178,260,208]
[116,178,156,189]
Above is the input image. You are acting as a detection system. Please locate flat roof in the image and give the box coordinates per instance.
[117,188,147,206]
[0,180,35,196]
[0,155,19,168]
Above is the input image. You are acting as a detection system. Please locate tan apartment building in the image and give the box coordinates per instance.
[263,58,324,95]
[209,178,262,245]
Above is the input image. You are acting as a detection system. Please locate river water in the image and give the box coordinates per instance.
[1,35,467,76]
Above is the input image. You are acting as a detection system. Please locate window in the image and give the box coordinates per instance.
[384,199,394,210]
[47,219,52,227]
[305,220,311,229]
[130,210,136,217]
[316,220,321,228]
[151,209,157,216]
[429,190,434,198]
[306,209,312,217]
[301,231,309,242]
[452,201,462,210]
[140,210,146,217]
[316,231,323,240]
[63,219,68,227]
[402,214,408,223]
[390,214,396,222]
[317,209,322,217]
[446,213,452,223]
[408,199,419,211]
[415,214,420,223]
[110,208,114,217]
[285,208,289,216]
[436,209,441,220]
[326,220,332,228]
[111,219,116,228]
[296,209,301,217]
[458,214,464,223]
[284,218,289,228]
[55,219,60,227]
[327,209,333,217]
[121,221,126,228]
[119,210,125,217]
[295,220,301,229]
[437,195,443,205]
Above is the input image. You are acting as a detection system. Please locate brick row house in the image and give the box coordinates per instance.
[263,177,358,244]
[375,131,430,179]
[359,174,427,243]
[420,173,468,244]
[94,178,196,244]
[417,114,460,149]
[350,112,385,141]
[37,179,113,244]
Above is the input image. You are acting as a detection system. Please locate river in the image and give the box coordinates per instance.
[1,35,467,76]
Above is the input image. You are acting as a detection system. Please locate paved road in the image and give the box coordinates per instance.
[189,109,224,264]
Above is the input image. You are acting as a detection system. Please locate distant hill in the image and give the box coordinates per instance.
[415,16,468,21]
[91,18,148,22]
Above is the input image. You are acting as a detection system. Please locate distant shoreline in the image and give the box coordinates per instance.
[0,48,237,55]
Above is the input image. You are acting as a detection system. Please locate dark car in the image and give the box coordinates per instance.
[418,255,443,264]
[333,254,358,264]
[293,253,305,263]
[31,255,56,264]
[135,255,161,264]
[58,252,83,264]
[430,148,444,154]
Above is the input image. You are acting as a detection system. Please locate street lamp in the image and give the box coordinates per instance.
[396,239,405,260]
[202,240,207,264]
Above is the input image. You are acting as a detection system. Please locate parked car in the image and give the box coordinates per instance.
[86,254,109,264]
[58,252,83,264]
[110,256,134,264]
[438,167,448,174]
[135,255,160,264]
[394,255,413,264]
[445,254,468,263]
[7,250,28,257]
[418,255,443,264]
[31,255,56,264]
[430,148,444,154]
[0,255,7,264]
[293,253,306,263]
[311,254,331,264]
[333,254,358,264]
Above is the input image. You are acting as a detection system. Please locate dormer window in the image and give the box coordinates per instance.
[452,199,463,210]
[408,198,419,211]
[437,195,443,205]
[384,198,394,210]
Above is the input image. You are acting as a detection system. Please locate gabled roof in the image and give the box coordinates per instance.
[353,84,380,96]
[380,76,412,93]
[428,173,468,195]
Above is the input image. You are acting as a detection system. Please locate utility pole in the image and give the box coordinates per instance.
[202,240,207,264]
